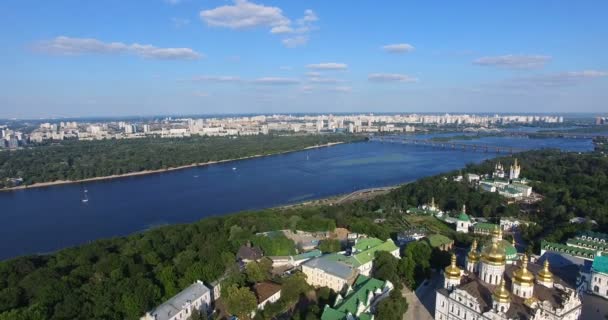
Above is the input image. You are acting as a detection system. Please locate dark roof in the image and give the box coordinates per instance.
[252,282,282,304]
[237,245,263,261]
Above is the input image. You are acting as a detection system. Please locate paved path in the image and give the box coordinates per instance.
[403,274,440,320]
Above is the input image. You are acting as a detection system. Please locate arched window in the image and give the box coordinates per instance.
[594,285,600,293]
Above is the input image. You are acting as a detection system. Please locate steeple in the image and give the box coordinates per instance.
[493,278,511,314]
[537,259,554,287]
[466,239,481,273]
[444,253,462,289]
[512,254,535,298]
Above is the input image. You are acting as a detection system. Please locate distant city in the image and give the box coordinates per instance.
[0,113,568,149]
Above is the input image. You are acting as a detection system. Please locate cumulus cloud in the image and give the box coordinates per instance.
[307,62,348,70]
[506,70,607,88]
[368,73,418,82]
[35,36,202,60]
[200,0,289,29]
[191,75,242,82]
[200,0,318,47]
[382,43,415,53]
[473,54,551,69]
[252,77,299,85]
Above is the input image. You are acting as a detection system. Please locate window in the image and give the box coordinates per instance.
[594,285,600,293]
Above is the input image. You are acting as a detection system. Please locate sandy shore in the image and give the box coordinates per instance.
[2,142,345,192]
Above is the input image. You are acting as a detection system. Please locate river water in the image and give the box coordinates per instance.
[0,135,593,260]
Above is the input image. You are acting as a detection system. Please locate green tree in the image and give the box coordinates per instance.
[223,285,257,320]
[318,239,341,253]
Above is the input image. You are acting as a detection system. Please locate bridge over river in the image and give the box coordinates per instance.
[370,136,528,154]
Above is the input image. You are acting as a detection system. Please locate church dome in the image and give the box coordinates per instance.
[445,254,462,280]
[481,241,507,266]
[468,239,481,262]
[512,255,535,286]
[493,279,511,303]
[536,260,553,283]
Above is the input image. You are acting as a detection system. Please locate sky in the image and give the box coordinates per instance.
[1,0,607,118]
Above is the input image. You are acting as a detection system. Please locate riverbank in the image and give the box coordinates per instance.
[1,141,347,192]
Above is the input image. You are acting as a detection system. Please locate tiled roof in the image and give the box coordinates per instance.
[321,275,385,320]
[353,239,398,265]
[252,282,281,304]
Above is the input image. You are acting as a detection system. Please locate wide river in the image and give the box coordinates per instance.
[0,135,593,260]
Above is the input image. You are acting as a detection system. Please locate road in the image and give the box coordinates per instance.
[403,273,440,320]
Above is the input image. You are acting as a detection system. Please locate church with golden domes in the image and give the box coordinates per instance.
[435,225,582,320]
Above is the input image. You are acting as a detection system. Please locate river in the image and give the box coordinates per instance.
[0,135,593,260]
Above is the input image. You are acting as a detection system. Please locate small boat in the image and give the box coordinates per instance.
[82,189,89,203]
[232,167,237,171]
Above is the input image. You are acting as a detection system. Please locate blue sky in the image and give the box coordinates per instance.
[1,0,607,118]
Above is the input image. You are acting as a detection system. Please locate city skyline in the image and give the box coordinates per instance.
[1,0,608,118]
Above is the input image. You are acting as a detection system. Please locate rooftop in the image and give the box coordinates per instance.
[252,282,282,304]
[303,256,357,280]
[592,256,608,274]
[148,281,210,320]
[321,275,386,320]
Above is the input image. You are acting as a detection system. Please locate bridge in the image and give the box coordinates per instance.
[498,131,600,140]
[370,136,528,154]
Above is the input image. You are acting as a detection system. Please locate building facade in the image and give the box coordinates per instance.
[141,281,211,320]
[436,227,582,320]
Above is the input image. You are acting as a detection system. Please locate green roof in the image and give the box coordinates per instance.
[354,238,385,251]
[566,238,608,252]
[457,212,471,222]
[592,256,608,274]
[474,223,498,231]
[427,234,453,248]
[578,231,608,242]
[323,253,361,268]
[320,275,385,320]
[293,249,323,261]
[541,240,597,259]
[353,238,399,265]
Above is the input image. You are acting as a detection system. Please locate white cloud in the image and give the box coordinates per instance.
[282,36,309,48]
[200,0,290,29]
[252,77,299,85]
[165,0,182,5]
[35,36,202,60]
[308,77,343,84]
[305,72,321,77]
[473,54,551,69]
[382,43,415,53]
[307,62,348,70]
[191,75,241,82]
[368,73,418,82]
[200,1,318,48]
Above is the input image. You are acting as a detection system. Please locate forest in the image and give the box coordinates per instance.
[0,134,364,188]
[0,148,606,319]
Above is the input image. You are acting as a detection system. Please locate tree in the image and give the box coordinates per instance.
[245,260,270,284]
[372,251,401,288]
[376,289,408,320]
[318,239,341,253]
[223,285,257,320]
[280,272,310,304]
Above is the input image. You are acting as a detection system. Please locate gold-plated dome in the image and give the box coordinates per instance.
[493,278,511,303]
[481,241,507,266]
[512,255,535,286]
[468,239,481,262]
[445,254,462,280]
[537,260,554,283]
[491,224,502,240]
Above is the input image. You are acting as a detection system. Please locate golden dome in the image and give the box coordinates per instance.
[537,260,554,283]
[468,239,481,262]
[481,241,507,266]
[491,225,503,240]
[445,254,462,280]
[493,279,511,303]
[512,255,535,286]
